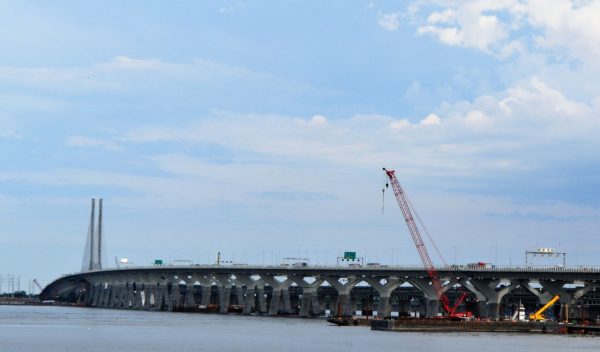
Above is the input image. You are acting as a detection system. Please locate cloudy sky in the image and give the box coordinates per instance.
[1,0,600,287]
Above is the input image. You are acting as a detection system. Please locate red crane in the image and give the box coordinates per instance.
[383,168,468,318]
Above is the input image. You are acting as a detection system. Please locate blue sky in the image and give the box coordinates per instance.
[1,0,600,288]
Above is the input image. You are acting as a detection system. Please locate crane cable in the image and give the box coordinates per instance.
[405,193,448,267]
[381,174,388,214]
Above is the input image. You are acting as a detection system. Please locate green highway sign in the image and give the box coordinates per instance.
[343,251,356,260]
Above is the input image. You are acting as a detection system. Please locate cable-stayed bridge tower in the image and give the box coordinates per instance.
[81,198,103,272]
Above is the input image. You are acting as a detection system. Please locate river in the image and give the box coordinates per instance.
[0,306,597,351]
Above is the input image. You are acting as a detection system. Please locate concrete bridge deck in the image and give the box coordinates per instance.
[41,265,600,320]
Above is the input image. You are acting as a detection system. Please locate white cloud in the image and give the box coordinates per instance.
[378,13,400,31]
[417,3,510,54]
[412,0,600,64]
[523,0,600,65]
[116,77,599,179]
[390,118,411,129]
[309,115,328,127]
[420,113,442,126]
[427,8,456,24]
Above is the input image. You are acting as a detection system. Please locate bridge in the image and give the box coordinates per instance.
[40,199,600,320]
[41,265,600,320]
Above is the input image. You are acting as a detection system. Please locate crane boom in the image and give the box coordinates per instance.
[529,295,560,321]
[383,168,458,316]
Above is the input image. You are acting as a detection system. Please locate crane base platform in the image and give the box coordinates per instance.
[371,319,566,334]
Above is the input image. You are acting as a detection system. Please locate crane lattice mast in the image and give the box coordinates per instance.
[383,167,457,315]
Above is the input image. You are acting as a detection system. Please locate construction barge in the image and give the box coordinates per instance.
[371,319,563,334]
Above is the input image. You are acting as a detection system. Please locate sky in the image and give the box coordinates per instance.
[1,0,600,290]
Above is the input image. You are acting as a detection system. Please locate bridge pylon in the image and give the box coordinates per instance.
[81,198,103,272]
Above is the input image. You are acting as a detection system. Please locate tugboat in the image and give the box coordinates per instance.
[327,315,360,326]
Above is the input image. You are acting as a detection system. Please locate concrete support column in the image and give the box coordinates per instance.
[132,276,146,309]
[378,295,392,318]
[235,275,264,315]
[467,279,516,320]
[282,289,292,313]
[90,283,101,307]
[112,283,124,308]
[540,280,597,320]
[459,279,488,317]
[107,284,117,308]
[256,286,267,314]
[269,290,282,315]
[299,289,318,317]
[84,283,94,306]
[364,277,402,319]
[409,278,451,318]
[184,283,197,310]
[124,282,134,308]
[215,274,235,313]
[218,285,232,313]
[200,286,211,306]
[243,287,255,314]
[99,283,108,307]
[167,283,181,311]
[145,283,157,310]
[262,275,292,315]
[325,276,359,317]
[114,284,124,308]
[290,276,324,317]
[234,286,244,306]
[155,283,168,311]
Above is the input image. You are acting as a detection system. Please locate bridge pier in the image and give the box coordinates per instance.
[167,282,181,311]
[466,279,517,319]
[325,276,358,317]
[236,275,264,314]
[364,277,402,318]
[409,278,451,318]
[107,284,118,308]
[183,282,198,311]
[233,285,244,307]
[262,275,292,315]
[143,283,155,310]
[89,283,101,307]
[539,280,598,320]
[292,277,323,317]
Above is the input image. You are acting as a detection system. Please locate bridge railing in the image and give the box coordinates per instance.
[99,263,600,272]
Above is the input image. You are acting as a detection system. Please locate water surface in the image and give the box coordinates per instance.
[0,306,597,351]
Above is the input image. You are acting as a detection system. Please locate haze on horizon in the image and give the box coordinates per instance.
[1,1,600,287]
